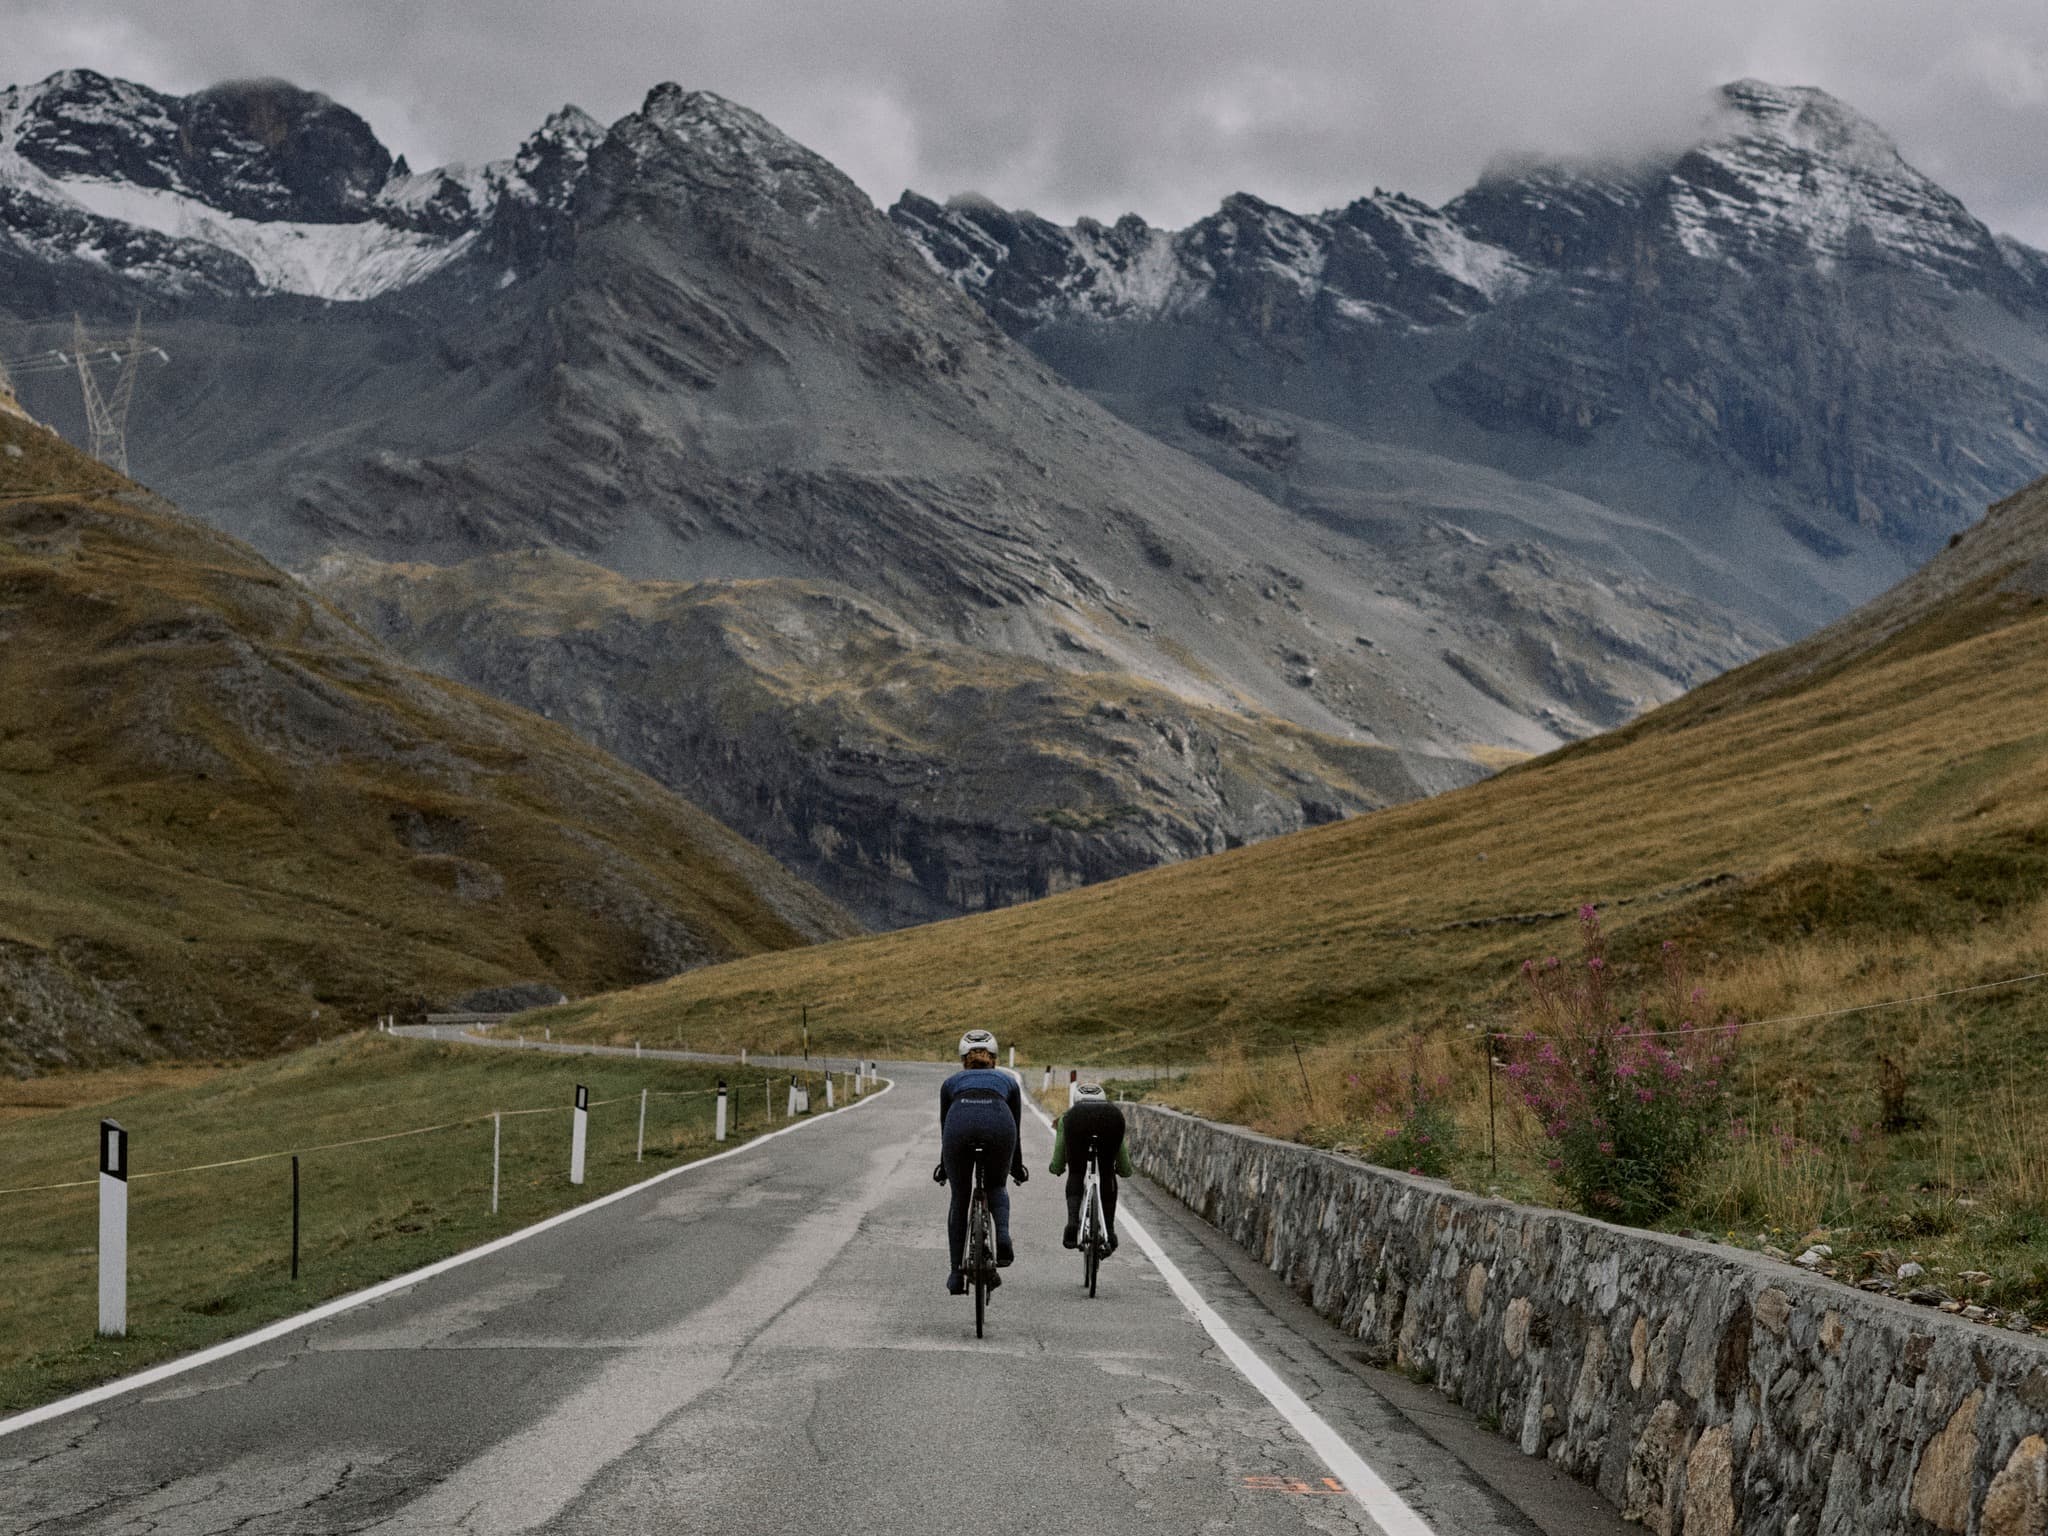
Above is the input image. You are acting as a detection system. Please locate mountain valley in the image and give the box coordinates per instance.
[2,70,1804,922]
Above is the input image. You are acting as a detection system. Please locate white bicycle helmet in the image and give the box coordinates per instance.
[958,1028,998,1059]
[1072,1082,1107,1101]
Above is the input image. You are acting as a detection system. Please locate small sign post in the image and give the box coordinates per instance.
[570,1085,589,1185]
[98,1119,128,1337]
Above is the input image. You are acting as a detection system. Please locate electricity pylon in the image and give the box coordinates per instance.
[72,313,147,474]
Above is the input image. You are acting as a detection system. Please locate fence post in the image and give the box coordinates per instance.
[1485,1033,1498,1179]
[98,1119,128,1337]
[766,1078,773,1121]
[290,1154,301,1281]
[570,1085,588,1185]
[492,1111,501,1214]
[637,1088,648,1163]
[1291,1041,1315,1115]
[715,1081,728,1142]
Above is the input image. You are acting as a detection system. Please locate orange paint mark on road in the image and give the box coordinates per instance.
[1241,1474,1349,1495]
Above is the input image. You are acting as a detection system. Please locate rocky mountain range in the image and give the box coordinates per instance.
[1,70,2024,924]
[893,80,2048,631]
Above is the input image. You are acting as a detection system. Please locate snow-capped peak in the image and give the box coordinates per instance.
[1658,80,2001,284]
[0,70,611,302]
[613,85,866,221]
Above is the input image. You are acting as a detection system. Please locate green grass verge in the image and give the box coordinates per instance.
[0,1034,862,1414]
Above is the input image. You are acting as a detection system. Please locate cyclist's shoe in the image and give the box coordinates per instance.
[1062,1224,1079,1249]
[996,1238,1015,1267]
[987,1268,1002,1291]
[1106,1231,1119,1255]
[946,1269,967,1295]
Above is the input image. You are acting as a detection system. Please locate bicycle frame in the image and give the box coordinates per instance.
[966,1145,997,1336]
[1079,1149,1108,1297]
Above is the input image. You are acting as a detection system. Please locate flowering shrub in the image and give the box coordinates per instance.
[1358,1061,1459,1179]
[1502,907,1737,1224]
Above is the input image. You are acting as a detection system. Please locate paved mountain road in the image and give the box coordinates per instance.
[2,1061,1628,1535]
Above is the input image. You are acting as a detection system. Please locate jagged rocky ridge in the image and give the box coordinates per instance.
[3,71,1793,921]
[893,80,2048,625]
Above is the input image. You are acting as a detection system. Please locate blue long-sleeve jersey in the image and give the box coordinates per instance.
[939,1067,1025,1173]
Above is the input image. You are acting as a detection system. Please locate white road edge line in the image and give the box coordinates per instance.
[0,1075,897,1441]
[1025,1098,1435,1536]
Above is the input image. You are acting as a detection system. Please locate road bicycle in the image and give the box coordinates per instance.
[1078,1148,1109,1298]
[964,1144,999,1337]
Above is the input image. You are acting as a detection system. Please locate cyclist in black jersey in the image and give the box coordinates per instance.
[1049,1082,1132,1253]
[932,1029,1028,1295]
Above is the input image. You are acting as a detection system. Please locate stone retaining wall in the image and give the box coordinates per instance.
[1127,1104,2048,1536]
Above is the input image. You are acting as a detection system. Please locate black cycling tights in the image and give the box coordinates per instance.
[1064,1154,1119,1236]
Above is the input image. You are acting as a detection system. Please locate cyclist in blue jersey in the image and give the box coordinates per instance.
[931,1029,1028,1295]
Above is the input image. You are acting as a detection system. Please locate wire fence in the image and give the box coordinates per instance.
[3,1055,881,1360]
[1,1070,861,1200]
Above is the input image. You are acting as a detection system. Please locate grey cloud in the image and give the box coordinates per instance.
[6,0,2048,243]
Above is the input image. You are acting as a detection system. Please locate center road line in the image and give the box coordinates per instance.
[1022,1094,1436,1536]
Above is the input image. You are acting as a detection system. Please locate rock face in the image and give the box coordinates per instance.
[1127,1103,2048,1536]
[314,551,1437,927]
[894,79,2048,633]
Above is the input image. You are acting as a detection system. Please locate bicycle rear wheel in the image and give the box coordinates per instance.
[970,1191,990,1337]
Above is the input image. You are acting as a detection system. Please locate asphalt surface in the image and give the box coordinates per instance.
[1,1057,1631,1536]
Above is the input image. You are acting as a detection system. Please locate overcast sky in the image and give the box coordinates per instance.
[9,0,2048,243]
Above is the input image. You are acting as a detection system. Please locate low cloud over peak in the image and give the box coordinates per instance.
[7,0,2047,245]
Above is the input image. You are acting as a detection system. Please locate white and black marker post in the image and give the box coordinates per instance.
[491,1111,501,1214]
[636,1087,647,1163]
[98,1119,128,1337]
[1068,1068,1079,1107]
[715,1080,728,1142]
[825,1073,835,1109]
[570,1084,589,1185]
[1009,1045,1016,1069]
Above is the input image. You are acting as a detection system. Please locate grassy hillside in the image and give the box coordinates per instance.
[545,477,2048,1063]
[0,414,853,1072]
